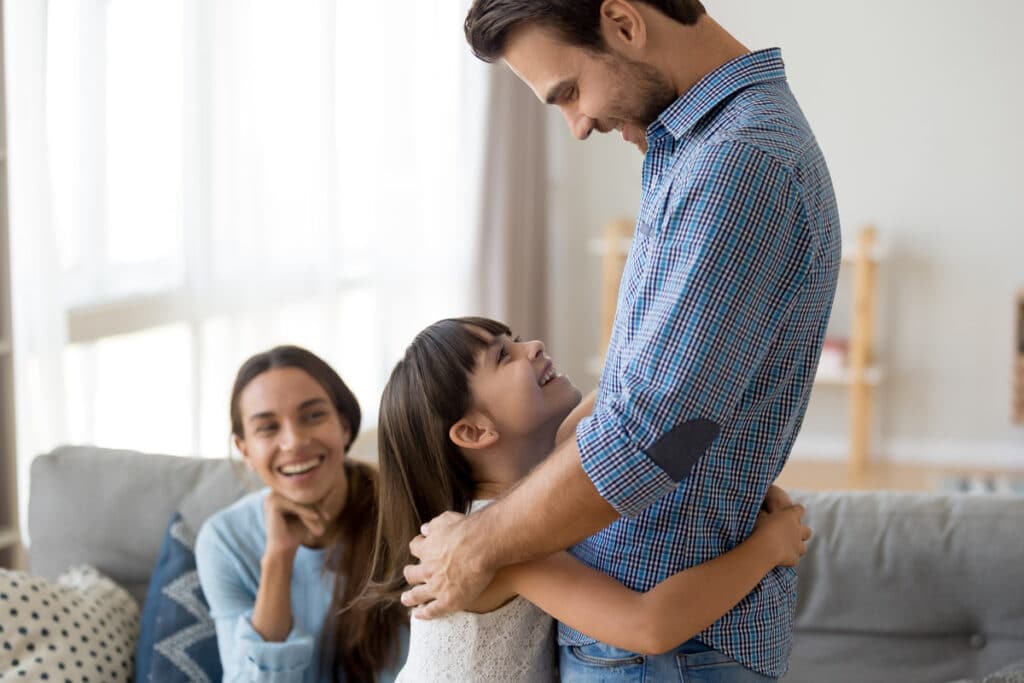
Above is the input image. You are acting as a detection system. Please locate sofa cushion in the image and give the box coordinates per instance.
[789,490,1024,683]
[29,446,259,606]
[135,512,221,683]
[0,565,139,681]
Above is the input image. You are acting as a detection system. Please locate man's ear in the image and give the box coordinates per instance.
[449,414,499,451]
[599,0,648,53]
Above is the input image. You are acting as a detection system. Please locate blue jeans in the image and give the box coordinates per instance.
[559,639,777,682]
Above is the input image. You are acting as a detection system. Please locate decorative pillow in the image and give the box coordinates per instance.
[0,565,139,681]
[135,512,221,683]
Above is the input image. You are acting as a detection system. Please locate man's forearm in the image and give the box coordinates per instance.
[472,435,619,571]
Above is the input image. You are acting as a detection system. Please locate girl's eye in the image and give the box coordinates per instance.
[305,411,327,422]
[498,346,510,361]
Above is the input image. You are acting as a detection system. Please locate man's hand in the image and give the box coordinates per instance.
[401,511,495,620]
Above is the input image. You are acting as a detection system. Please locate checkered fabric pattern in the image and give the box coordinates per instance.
[564,49,841,678]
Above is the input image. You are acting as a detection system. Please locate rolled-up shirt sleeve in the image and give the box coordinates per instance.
[578,140,815,518]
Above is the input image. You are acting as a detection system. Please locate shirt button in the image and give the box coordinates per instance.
[969,633,986,650]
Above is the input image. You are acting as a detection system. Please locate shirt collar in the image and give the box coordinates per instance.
[648,48,787,143]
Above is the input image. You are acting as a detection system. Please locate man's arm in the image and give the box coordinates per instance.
[402,434,617,619]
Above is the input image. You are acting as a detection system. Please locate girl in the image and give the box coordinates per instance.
[196,346,407,682]
[366,318,810,680]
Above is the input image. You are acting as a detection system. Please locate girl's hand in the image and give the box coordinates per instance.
[262,491,328,557]
[753,504,811,567]
[761,484,794,513]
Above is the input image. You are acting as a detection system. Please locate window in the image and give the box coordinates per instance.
[10,0,486,513]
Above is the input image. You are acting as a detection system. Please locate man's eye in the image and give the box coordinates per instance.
[256,423,278,434]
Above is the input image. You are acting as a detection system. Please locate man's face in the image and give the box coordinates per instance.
[503,23,676,154]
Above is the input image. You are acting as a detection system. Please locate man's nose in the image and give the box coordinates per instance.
[563,107,594,140]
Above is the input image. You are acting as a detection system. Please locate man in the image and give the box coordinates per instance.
[402,1,840,679]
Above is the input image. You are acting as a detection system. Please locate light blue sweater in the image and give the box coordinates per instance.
[196,489,406,682]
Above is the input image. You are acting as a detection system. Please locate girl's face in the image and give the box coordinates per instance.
[466,329,582,439]
[235,367,350,506]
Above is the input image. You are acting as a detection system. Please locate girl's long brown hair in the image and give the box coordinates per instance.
[230,345,405,682]
[361,317,512,609]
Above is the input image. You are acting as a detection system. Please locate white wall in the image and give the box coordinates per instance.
[545,0,1024,466]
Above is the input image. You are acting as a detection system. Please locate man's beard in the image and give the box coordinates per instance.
[601,52,677,128]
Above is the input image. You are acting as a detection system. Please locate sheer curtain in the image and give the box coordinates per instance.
[4,0,544,540]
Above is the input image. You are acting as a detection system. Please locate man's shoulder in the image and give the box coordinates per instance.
[693,81,815,171]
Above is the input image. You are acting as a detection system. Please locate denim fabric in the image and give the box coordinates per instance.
[560,639,777,682]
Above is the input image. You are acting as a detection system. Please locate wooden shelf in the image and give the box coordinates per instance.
[840,240,886,265]
[591,221,884,476]
[815,365,884,387]
[0,526,19,551]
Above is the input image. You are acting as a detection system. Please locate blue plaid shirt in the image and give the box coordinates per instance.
[563,49,841,678]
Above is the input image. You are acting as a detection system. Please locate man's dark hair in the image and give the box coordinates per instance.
[465,0,707,63]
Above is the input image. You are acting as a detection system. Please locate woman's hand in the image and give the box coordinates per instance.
[262,491,328,557]
[753,504,811,567]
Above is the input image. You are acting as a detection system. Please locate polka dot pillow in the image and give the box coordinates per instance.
[0,565,139,682]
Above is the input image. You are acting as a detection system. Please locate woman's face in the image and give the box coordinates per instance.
[466,328,582,439]
[235,367,350,506]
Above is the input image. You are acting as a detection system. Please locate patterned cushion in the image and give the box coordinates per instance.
[0,565,139,681]
[135,512,221,683]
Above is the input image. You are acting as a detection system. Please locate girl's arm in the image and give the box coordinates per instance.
[476,504,809,655]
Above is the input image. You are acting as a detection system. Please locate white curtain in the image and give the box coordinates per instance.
[476,66,549,341]
[4,0,546,541]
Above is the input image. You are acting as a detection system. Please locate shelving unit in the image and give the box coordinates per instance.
[835,226,883,475]
[0,11,21,568]
[1014,291,1024,424]
[590,220,884,475]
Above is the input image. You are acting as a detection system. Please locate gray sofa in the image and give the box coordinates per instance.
[28,445,1024,682]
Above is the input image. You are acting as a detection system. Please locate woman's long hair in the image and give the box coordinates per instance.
[361,317,512,609]
[230,345,405,681]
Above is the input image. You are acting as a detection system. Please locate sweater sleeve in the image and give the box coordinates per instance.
[195,512,315,682]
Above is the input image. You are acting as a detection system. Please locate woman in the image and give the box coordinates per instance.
[196,345,407,682]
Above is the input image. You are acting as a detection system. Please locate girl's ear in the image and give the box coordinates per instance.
[449,414,499,451]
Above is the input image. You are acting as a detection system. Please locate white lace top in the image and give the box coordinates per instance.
[395,501,557,682]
